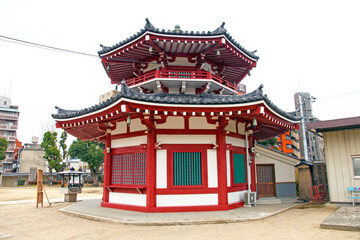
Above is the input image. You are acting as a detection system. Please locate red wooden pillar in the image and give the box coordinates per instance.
[145,117,156,210]
[103,130,111,202]
[216,117,229,208]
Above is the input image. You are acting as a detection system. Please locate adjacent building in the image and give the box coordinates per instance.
[308,116,360,204]
[0,96,20,173]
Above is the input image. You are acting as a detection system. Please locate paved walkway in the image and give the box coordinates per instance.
[59,199,297,225]
[321,205,360,231]
[0,196,102,206]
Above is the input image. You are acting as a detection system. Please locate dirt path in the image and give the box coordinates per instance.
[0,187,359,240]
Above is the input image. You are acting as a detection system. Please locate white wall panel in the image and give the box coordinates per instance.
[226,136,246,147]
[157,116,184,129]
[157,194,218,207]
[226,150,231,187]
[156,150,167,189]
[189,117,216,129]
[157,135,216,144]
[130,118,147,132]
[111,136,147,148]
[207,149,218,188]
[228,191,247,204]
[109,192,146,206]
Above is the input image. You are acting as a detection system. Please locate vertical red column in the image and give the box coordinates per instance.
[145,118,156,210]
[103,130,111,202]
[216,117,229,208]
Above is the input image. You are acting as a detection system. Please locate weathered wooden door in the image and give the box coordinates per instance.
[256,164,276,197]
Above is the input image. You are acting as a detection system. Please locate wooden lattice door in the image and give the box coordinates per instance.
[256,164,276,197]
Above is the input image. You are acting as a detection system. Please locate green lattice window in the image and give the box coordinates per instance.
[173,152,202,186]
[233,153,246,184]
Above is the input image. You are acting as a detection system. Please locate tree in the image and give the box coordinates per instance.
[0,138,9,161]
[59,131,68,161]
[41,131,63,184]
[68,139,104,187]
[257,138,280,150]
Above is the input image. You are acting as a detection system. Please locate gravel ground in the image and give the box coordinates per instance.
[0,186,359,240]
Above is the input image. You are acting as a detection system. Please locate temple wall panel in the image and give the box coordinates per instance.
[225,119,236,133]
[156,194,218,207]
[111,136,147,148]
[156,150,167,189]
[237,122,245,134]
[228,190,247,204]
[226,149,231,187]
[189,117,216,129]
[225,136,246,148]
[156,116,184,129]
[207,149,218,188]
[109,192,146,207]
[130,118,147,132]
[157,134,216,144]
[112,121,127,135]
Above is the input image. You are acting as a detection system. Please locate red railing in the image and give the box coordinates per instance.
[125,69,236,90]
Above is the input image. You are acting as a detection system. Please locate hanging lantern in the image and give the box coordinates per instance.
[127,113,131,127]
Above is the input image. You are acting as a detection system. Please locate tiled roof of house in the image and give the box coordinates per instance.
[52,80,300,122]
[98,18,259,60]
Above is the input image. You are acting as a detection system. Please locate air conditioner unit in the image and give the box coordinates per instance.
[244,192,256,206]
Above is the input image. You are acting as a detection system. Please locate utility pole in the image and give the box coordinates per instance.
[298,93,309,162]
[297,93,316,162]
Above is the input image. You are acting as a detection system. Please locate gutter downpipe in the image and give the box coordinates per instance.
[245,131,251,192]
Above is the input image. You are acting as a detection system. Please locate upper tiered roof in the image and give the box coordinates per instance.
[99,19,259,92]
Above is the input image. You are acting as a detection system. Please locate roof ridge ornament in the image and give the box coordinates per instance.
[144,18,156,31]
[212,22,227,34]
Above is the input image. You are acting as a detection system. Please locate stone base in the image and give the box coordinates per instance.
[64,193,77,202]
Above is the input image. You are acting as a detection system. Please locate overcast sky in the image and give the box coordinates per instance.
[1,0,359,144]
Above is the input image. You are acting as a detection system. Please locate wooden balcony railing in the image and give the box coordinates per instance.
[125,69,237,90]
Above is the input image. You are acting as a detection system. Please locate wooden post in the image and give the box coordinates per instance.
[103,130,112,203]
[36,169,43,208]
[217,117,229,208]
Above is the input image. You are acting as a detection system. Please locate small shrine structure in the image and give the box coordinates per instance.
[52,19,299,212]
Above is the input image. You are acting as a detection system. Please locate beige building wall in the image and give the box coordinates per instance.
[255,145,298,182]
[19,149,47,173]
[324,128,360,203]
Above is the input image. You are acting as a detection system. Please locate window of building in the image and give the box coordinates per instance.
[111,152,147,186]
[169,149,207,188]
[173,151,202,186]
[352,156,360,178]
[232,153,247,185]
[286,144,292,149]
[285,135,291,140]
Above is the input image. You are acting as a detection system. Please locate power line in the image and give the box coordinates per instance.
[0,34,98,57]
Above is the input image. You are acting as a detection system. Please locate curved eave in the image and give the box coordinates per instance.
[99,31,258,62]
[54,97,299,127]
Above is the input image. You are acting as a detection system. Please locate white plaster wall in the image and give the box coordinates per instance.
[157,135,216,144]
[130,118,147,132]
[156,116,184,129]
[228,190,247,204]
[226,136,246,148]
[225,120,236,133]
[207,149,218,188]
[237,122,245,134]
[109,192,146,207]
[112,121,127,135]
[226,150,231,187]
[112,136,147,148]
[256,154,295,182]
[156,150,167,189]
[189,117,217,129]
[157,194,218,207]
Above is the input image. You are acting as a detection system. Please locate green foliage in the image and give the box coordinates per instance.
[41,131,63,172]
[68,139,104,186]
[257,138,278,147]
[0,138,9,160]
[59,131,68,160]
